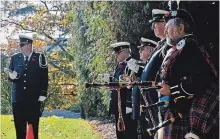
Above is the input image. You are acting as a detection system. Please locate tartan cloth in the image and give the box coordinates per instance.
[188,82,219,136]
[199,47,218,77]
[160,45,182,80]
[162,82,219,139]
[163,110,188,139]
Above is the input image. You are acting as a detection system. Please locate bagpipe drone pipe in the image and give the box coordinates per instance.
[138,83,194,138]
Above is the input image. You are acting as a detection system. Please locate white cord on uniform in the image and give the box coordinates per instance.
[39,54,48,68]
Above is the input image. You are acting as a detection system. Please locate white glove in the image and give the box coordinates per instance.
[185,133,200,139]
[126,107,132,114]
[38,96,46,101]
[127,58,140,73]
[9,71,18,80]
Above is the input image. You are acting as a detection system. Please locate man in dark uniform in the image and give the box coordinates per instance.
[157,9,218,139]
[109,42,138,139]
[136,9,172,138]
[131,37,158,138]
[138,37,158,63]
[132,37,158,119]
[141,9,170,86]
[8,35,48,139]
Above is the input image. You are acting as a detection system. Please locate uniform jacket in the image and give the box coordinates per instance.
[109,57,132,115]
[9,52,48,104]
[139,39,171,128]
[142,38,169,82]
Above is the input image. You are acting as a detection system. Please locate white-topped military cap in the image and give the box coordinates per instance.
[149,9,169,23]
[138,37,157,48]
[110,42,130,54]
[19,35,33,44]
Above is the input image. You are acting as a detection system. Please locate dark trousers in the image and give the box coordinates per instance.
[12,102,41,139]
[115,113,138,139]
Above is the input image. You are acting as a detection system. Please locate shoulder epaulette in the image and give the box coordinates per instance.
[11,52,21,56]
[11,52,22,58]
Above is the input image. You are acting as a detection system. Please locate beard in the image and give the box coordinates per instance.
[166,36,180,46]
[166,37,175,46]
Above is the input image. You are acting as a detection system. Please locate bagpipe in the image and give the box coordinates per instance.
[138,79,195,138]
[84,80,160,89]
[145,112,183,138]
[140,93,193,138]
[140,82,193,112]
[84,74,194,135]
[84,74,161,132]
[84,72,162,89]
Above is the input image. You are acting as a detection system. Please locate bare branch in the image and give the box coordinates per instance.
[40,1,49,11]
[1,19,55,41]
[1,19,36,32]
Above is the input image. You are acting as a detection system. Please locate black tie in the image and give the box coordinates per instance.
[25,56,28,64]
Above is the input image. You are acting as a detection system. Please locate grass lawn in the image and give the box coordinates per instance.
[1,115,102,139]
